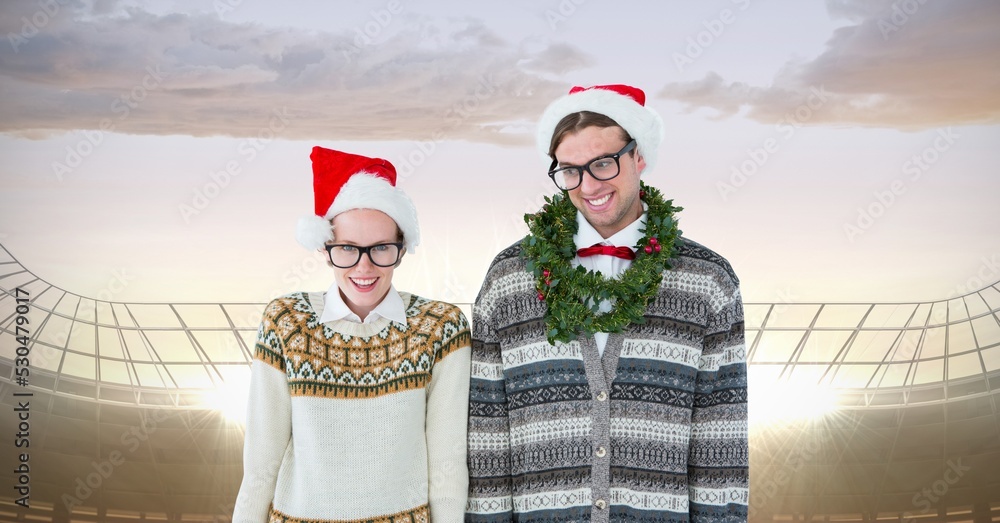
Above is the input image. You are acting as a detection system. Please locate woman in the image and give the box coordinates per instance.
[234,146,470,522]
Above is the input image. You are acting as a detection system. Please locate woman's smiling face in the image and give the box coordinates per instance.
[328,208,403,320]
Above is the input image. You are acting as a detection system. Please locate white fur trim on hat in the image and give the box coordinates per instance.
[536,88,663,173]
[296,214,335,251]
[296,172,420,252]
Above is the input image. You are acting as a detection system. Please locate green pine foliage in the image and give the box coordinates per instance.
[521,182,683,344]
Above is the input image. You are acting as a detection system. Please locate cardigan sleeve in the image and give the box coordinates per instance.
[233,300,293,522]
[425,306,472,522]
[688,280,750,522]
[465,269,514,523]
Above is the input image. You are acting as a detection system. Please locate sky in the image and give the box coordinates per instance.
[1,0,998,307]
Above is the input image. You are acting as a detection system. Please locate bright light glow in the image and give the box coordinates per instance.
[204,369,252,424]
[748,367,839,426]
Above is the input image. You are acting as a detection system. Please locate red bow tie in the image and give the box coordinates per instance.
[576,243,636,260]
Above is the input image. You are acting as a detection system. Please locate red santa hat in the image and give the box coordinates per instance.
[296,146,420,252]
[536,84,663,173]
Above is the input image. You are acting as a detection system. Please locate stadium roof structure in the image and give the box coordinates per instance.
[1,243,998,521]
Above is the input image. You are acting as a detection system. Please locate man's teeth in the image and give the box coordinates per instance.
[352,278,376,286]
[588,194,611,206]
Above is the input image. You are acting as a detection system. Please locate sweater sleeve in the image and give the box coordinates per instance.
[688,281,750,522]
[465,270,514,522]
[233,301,293,522]
[426,307,472,522]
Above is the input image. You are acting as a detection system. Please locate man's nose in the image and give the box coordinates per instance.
[578,168,603,194]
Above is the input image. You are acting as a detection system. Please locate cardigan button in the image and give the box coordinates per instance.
[595,446,607,458]
[595,499,607,510]
[596,391,607,401]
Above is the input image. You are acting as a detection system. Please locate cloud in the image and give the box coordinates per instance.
[658,0,1000,129]
[520,42,595,75]
[0,4,589,143]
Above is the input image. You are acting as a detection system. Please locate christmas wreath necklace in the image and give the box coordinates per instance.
[522,181,682,344]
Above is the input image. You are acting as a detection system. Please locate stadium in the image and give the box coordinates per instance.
[2,243,998,522]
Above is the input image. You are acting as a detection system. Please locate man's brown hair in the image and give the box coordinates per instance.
[547,111,634,160]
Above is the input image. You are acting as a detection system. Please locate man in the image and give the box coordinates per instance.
[466,84,748,522]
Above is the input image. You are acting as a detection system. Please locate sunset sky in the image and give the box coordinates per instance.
[1,0,998,307]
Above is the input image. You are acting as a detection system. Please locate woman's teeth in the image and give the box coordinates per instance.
[352,278,376,287]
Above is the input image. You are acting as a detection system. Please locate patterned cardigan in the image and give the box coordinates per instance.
[466,237,748,523]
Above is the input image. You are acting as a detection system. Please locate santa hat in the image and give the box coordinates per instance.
[296,146,420,252]
[536,84,663,173]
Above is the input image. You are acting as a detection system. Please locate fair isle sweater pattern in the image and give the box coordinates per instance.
[255,293,470,399]
[466,237,749,523]
[236,291,471,523]
[268,504,430,523]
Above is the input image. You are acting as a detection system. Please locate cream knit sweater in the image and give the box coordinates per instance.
[234,291,471,522]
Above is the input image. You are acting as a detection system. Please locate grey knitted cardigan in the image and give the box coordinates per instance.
[466,237,748,523]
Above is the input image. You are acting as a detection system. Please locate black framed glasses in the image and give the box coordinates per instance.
[547,139,637,191]
[324,242,403,268]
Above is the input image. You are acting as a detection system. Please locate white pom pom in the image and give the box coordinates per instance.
[296,215,333,251]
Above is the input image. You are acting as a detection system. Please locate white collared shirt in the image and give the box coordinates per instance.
[319,282,408,325]
[572,208,647,355]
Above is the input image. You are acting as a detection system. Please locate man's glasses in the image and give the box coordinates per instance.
[547,139,637,191]
[324,243,403,268]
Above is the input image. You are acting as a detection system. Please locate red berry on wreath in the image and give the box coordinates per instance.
[654,244,662,252]
[649,237,658,245]
[537,292,545,301]
[644,245,653,254]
